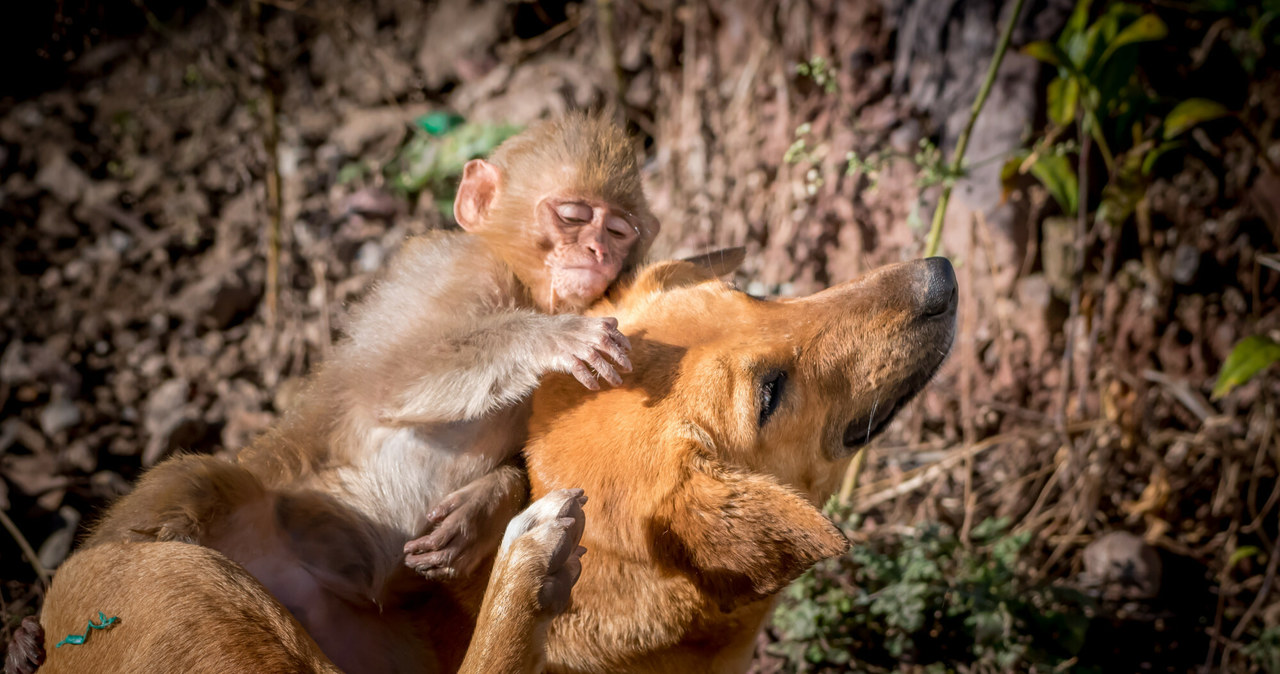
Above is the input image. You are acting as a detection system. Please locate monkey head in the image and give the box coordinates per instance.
[454,112,660,313]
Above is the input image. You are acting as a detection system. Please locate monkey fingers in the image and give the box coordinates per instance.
[569,360,602,391]
[404,492,507,581]
[538,543,585,616]
[582,349,624,388]
[601,322,632,372]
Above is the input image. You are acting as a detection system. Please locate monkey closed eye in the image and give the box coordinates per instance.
[555,202,593,224]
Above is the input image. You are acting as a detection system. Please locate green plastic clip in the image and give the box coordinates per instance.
[56,611,119,648]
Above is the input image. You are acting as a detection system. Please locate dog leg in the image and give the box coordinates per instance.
[83,454,265,547]
[405,462,530,581]
[39,542,342,674]
[458,488,586,674]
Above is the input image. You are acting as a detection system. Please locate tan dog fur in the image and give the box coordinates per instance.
[527,256,957,672]
[31,256,955,673]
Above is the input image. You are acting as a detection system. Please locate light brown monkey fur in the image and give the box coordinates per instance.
[42,112,658,674]
[28,255,956,673]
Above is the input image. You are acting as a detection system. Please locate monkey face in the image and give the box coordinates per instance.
[540,196,641,305]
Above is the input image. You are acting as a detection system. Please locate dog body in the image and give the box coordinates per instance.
[28,257,955,673]
[526,257,957,672]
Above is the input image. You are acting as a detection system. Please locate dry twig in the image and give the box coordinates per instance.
[250,0,284,328]
[0,508,51,590]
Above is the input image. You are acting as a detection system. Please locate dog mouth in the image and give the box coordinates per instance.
[841,396,903,453]
[838,341,952,456]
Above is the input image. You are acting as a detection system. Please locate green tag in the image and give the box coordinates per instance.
[415,111,465,136]
[56,612,119,648]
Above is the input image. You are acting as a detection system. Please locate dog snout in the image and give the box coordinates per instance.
[917,257,957,318]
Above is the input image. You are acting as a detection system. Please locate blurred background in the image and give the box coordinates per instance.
[1,0,1278,671]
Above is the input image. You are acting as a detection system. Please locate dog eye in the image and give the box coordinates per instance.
[758,370,787,426]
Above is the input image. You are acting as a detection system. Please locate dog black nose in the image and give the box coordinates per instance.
[919,257,957,317]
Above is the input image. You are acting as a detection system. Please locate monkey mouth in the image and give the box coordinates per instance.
[554,266,612,299]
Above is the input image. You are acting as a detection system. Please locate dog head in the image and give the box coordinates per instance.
[526,257,957,613]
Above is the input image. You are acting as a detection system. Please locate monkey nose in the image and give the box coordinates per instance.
[585,237,607,261]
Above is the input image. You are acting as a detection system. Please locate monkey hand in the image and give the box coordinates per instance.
[549,315,632,390]
[405,477,520,581]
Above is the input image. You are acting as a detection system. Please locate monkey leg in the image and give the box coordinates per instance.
[458,488,587,674]
[404,462,530,581]
[3,616,44,674]
[84,454,266,548]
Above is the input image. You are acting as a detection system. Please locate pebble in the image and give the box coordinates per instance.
[39,398,81,437]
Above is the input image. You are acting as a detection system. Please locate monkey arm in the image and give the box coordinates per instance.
[368,310,627,426]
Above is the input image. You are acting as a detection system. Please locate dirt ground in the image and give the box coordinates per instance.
[2,0,1279,671]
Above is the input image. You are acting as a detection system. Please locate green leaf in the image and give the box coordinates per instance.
[1028,154,1079,216]
[1213,335,1280,399]
[1229,545,1262,568]
[1098,14,1168,66]
[1095,181,1140,229]
[1048,77,1079,127]
[1163,99,1233,140]
[1078,12,1116,73]
[1061,0,1093,46]
[1023,41,1065,67]
[391,121,522,195]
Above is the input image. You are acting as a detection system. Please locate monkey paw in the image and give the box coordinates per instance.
[498,488,588,615]
[405,487,506,581]
[4,616,45,674]
[554,316,631,390]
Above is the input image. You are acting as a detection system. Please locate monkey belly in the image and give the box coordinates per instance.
[354,401,531,539]
[208,499,440,673]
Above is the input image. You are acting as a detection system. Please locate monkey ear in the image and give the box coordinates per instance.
[454,159,502,231]
[650,451,850,612]
[681,247,746,277]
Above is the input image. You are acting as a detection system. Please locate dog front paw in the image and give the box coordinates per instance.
[500,488,588,615]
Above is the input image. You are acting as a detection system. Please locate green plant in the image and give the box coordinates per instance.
[386,117,522,213]
[844,138,963,194]
[1022,1,1169,172]
[922,0,1029,257]
[767,516,1090,672]
[1242,625,1280,674]
[1213,335,1280,400]
[797,56,839,94]
[1013,1,1246,219]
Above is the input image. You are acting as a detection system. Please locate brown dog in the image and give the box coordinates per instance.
[27,256,955,673]
[527,255,956,672]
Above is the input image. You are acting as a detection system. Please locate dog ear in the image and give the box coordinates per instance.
[681,247,746,277]
[651,452,850,613]
[621,260,721,298]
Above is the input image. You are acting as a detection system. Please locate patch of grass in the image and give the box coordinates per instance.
[767,515,1092,673]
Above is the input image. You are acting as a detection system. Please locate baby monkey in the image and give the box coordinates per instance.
[395,111,660,577]
[15,112,660,674]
